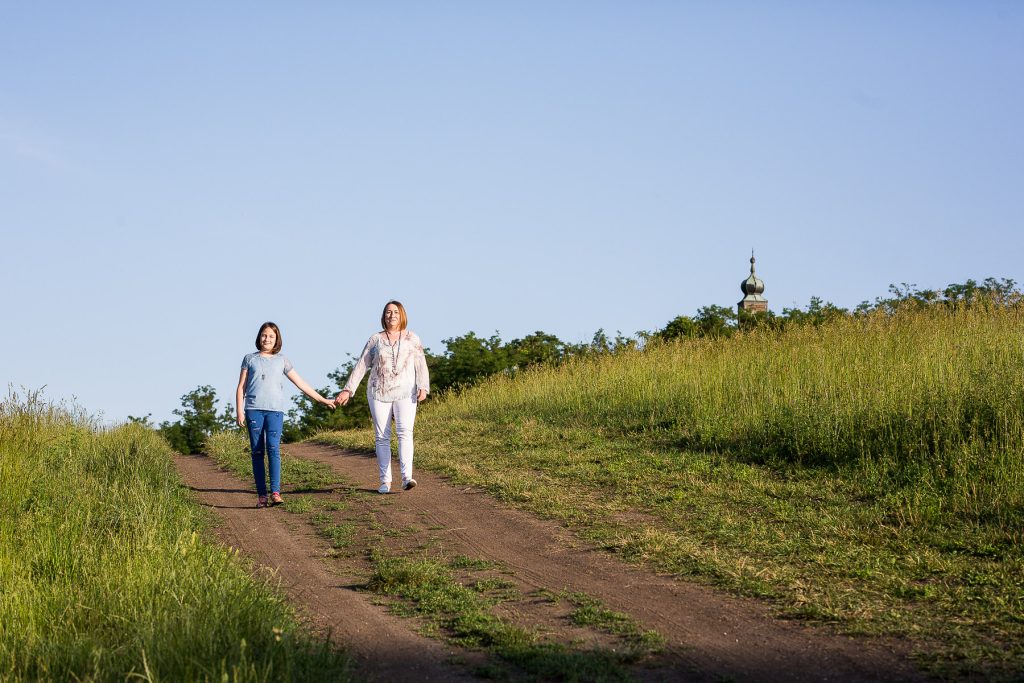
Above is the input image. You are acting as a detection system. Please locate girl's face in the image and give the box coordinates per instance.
[384,304,401,330]
[259,328,277,353]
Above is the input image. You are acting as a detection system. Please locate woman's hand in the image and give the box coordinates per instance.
[335,390,351,406]
[320,396,336,410]
[417,389,428,402]
[237,413,246,428]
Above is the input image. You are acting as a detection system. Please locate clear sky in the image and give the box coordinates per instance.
[2,2,1021,424]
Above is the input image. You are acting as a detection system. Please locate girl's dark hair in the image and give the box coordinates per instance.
[380,300,408,331]
[255,322,283,354]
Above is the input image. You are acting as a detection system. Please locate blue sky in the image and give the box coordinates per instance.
[2,2,1021,424]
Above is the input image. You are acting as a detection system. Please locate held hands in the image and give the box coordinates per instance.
[320,396,336,410]
[332,389,425,405]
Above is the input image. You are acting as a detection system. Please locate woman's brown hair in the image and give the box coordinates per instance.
[255,321,283,354]
[380,300,408,331]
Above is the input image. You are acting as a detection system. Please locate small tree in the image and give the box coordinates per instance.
[506,331,566,368]
[159,385,233,454]
[780,296,848,327]
[694,305,737,338]
[428,332,508,393]
[657,315,700,341]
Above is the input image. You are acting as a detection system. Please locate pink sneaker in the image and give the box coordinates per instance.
[270,492,284,506]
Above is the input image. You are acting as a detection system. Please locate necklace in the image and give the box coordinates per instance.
[385,330,401,372]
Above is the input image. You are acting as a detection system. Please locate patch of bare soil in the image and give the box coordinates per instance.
[175,443,931,682]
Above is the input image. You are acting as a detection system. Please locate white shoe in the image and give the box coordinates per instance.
[402,479,417,491]
[377,483,390,494]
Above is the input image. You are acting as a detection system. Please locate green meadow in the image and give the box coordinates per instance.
[0,392,350,683]
[318,302,1024,677]
[4,300,1021,679]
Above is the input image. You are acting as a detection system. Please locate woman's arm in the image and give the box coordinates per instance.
[411,332,430,401]
[235,367,248,427]
[286,369,336,408]
[336,336,375,405]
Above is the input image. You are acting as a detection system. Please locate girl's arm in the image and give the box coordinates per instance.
[235,367,248,427]
[336,336,375,405]
[286,369,336,408]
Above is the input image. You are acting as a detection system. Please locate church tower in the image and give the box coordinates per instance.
[738,251,768,314]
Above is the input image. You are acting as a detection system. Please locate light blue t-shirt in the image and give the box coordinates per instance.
[241,352,294,413]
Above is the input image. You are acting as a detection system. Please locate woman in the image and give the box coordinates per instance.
[335,300,430,493]
[237,321,335,508]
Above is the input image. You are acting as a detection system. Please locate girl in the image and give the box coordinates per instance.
[236,321,335,507]
[335,301,429,493]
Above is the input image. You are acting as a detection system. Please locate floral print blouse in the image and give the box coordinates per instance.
[342,330,430,402]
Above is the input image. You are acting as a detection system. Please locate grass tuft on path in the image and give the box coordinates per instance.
[367,551,650,681]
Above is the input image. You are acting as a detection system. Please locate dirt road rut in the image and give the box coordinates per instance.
[175,443,927,682]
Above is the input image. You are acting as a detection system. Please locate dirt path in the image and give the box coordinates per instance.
[174,453,480,682]
[175,444,929,682]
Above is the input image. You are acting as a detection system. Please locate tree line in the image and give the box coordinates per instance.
[148,277,1020,453]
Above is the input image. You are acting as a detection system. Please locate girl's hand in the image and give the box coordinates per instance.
[321,396,336,410]
[417,389,428,402]
[237,414,246,428]
[335,390,351,406]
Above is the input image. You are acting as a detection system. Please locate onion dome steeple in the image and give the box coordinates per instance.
[738,251,768,314]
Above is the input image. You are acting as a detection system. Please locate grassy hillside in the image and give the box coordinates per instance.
[318,302,1024,678]
[0,392,350,682]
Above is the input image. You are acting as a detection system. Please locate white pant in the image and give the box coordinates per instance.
[369,396,418,485]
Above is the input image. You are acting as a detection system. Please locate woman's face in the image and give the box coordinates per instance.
[384,304,401,330]
[259,327,277,352]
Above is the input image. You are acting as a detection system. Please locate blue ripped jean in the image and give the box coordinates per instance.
[246,409,283,496]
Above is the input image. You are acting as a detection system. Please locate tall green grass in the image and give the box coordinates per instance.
[438,302,1024,526]
[0,391,350,682]
[317,302,1024,676]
